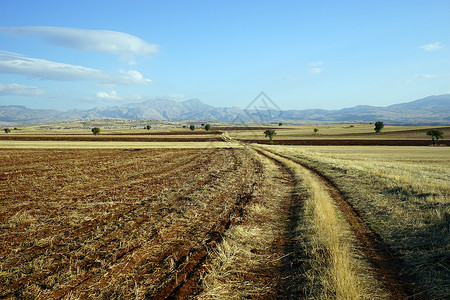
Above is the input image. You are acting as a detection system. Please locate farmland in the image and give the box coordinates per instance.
[0,124,449,299]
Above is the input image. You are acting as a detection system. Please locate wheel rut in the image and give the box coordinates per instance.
[254,147,426,300]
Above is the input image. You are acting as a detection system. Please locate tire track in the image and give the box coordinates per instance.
[253,147,426,300]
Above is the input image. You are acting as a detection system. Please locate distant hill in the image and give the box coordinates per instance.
[1,94,449,126]
[281,94,450,125]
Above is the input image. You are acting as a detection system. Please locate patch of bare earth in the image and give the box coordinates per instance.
[0,148,262,299]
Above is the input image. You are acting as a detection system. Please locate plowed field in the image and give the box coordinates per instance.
[0,148,262,299]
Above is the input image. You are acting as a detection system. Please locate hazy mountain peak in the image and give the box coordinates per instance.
[0,94,449,126]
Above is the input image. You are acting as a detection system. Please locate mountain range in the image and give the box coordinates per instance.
[1,94,449,126]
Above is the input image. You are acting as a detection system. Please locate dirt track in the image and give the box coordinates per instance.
[255,148,427,299]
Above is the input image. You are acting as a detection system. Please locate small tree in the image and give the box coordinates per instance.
[205,124,211,131]
[314,128,319,134]
[264,129,276,143]
[190,125,195,131]
[427,130,443,146]
[145,125,151,130]
[374,121,384,133]
[91,127,101,135]
[279,123,283,126]
[4,128,11,134]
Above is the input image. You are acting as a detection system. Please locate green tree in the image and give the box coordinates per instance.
[145,125,151,130]
[374,121,384,133]
[91,127,101,135]
[4,128,11,134]
[190,125,195,131]
[427,130,443,146]
[205,124,211,131]
[278,123,283,126]
[264,129,276,143]
[314,128,319,134]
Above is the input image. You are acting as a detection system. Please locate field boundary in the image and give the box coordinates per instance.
[241,139,447,146]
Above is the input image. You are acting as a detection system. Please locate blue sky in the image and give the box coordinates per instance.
[0,0,449,111]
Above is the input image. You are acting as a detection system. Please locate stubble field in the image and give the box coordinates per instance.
[1,124,449,299]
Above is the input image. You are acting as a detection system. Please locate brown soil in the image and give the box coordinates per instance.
[0,136,222,142]
[0,148,262,299]
[242,139,448,146]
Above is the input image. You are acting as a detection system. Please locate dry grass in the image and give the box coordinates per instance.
[227,124,450,140]
[199,150,291,299]
[264,145,450,299]
[258,149,385,299]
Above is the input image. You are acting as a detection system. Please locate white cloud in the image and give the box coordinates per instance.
[397,73,439,84]
[0,52,106,81]
[309,67,323,74]
[0,52,152,85]
[420,42,444,51]
[412,74,436,80]
[96,90,120,100]
[118,70,152,85]
[307,61,323,67]
[0,83,45,96]
[0,26,159,64]
[307,61,324,74]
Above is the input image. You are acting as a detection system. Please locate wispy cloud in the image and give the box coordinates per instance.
[0,52,105,81]
[307,61,324,74]
[0,83,45,96]
[118,70,152,85]
[420,42,444,51]
[307,61,323,67]
[0,52,152,85]
[94,90,143,102]
[96,90,120,100]
[0,26,159,64]
[396,73,439,84]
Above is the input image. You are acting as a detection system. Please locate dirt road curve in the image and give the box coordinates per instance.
[255,148,426,300]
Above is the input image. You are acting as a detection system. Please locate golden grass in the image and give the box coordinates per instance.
[199,149,293,299]
[227,125,450,140]
[263,145,450,299]
[258,148,385,299]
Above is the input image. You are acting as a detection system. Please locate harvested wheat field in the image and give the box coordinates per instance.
[1,142,447,299]
[0,148,265,298]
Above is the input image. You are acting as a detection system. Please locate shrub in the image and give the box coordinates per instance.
[145,125,151,130]
[4,128,11,134]
[314,128,319,134]
[91,127,101,135]
[205,124,211,131]
[190,125,195,131]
